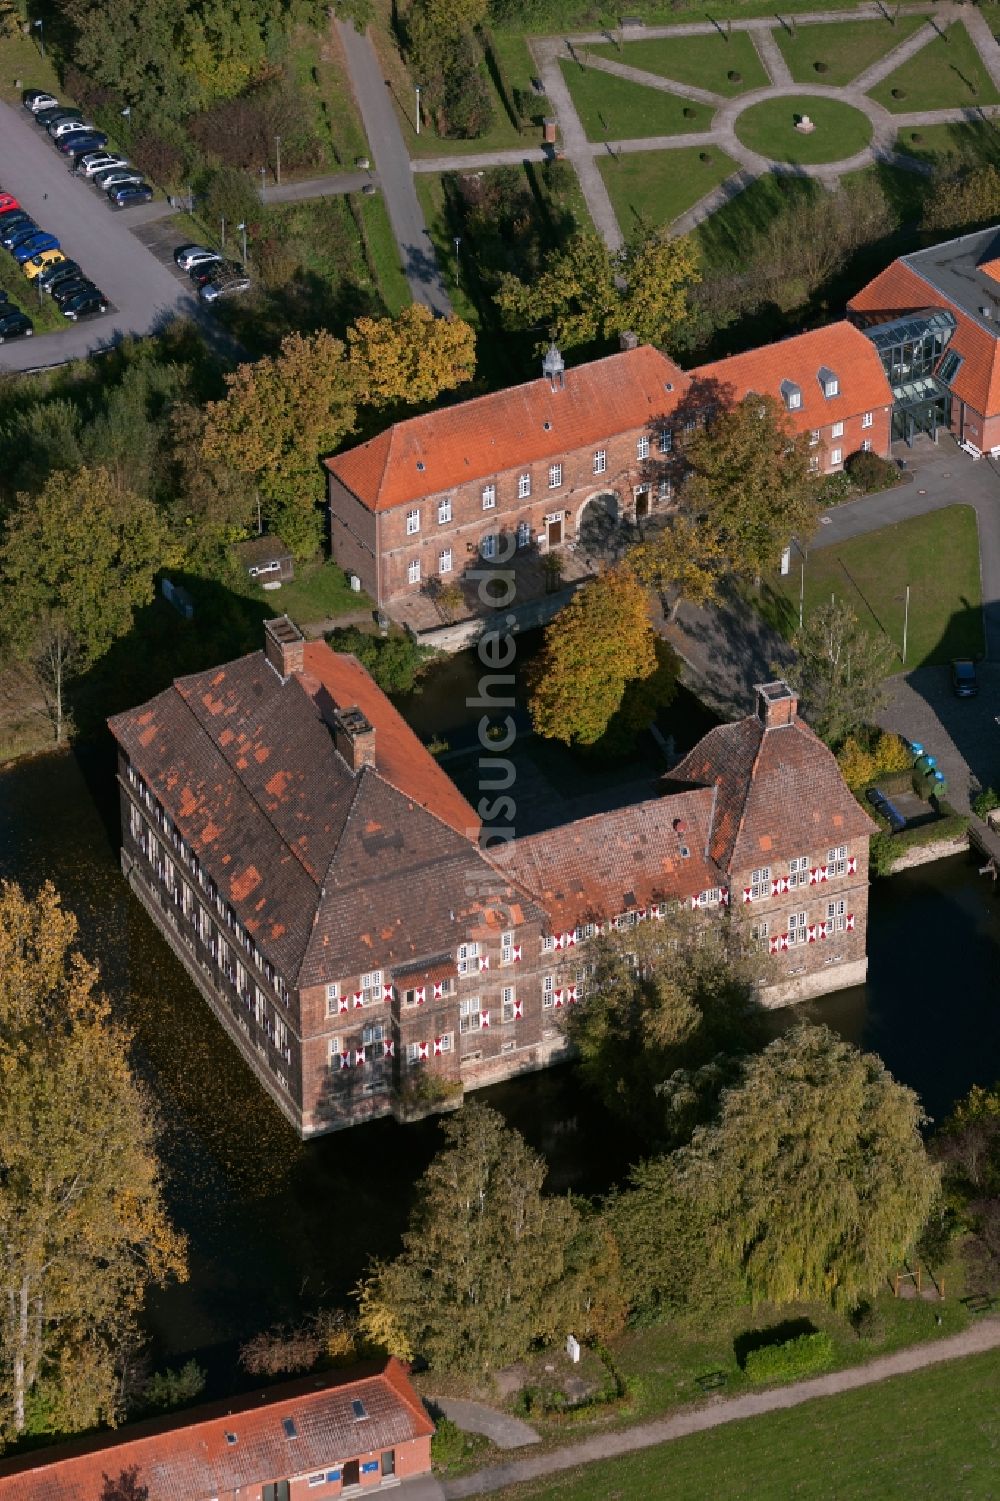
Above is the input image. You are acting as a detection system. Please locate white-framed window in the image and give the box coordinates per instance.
[658,428,672,454]
[696,887,721,907]
[457,941,479,975]
[407,1041,422,1062]
[657,478,672,501]
[826,898,847,933]
[541,934,554,953]
[327,1036,343,1064]
[548,463,562,489]
[788,910,808,945]
[438,549,452,574]
[809,428,820,446]
[438,1032,453,1053]
[516,520,531,548]
[750,920,769,951]
[542,974,554,1007]
[788,854,809,888]
[326,981,339,1002]
[500,930,514,964]
[518,472,531,499]
[808,456,819,474]
[827,844,847,877]
[593,449,606,475]
[750,866,771,900]
[408,558,421,584]
[437,498,452,524]
[861,439,872,453]
[482,484,496,510]
[481,533,496,560]
[362,1020,386,1056]
[787,389,802,410]
[502,986,516,1022]
[830,448,843,467]
[361,969,383,1003]
[459,996,480,1034]
[831,420,844,439]
[636,435,649,460]
[406,509,420,535]
[861,410,873,429]
[823,375,839,397]
[308,1474,326,1488]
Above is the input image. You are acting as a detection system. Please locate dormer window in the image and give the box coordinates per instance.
[818,366,839,398]
[780,380,802,411]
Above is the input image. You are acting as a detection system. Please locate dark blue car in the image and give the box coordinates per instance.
[108,182,153,209]
[2,221,40,251]
[13,232,60,264]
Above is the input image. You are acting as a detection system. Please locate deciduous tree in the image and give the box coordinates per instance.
[201,330,357,559]
[0,881,186,1441]
[347,305,476,409]
[679,1024,939,1307]
[631,512,727,612]
[527,566,657,746]
[789,598,893,747]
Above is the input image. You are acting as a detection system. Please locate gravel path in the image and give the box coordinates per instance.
[432,1398,540,1450]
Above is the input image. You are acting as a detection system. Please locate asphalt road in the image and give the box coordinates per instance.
[0,99,200,371]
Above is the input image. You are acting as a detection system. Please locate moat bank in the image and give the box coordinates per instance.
[1,748,999,1375]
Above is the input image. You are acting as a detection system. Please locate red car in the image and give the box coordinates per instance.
[0,193,20,214]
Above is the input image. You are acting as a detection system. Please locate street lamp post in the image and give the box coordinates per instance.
[259,165,266,202]
[902,583,910,665]
[33,17,43,54]
[237,220,247,266]
[415,84,422,135]
[275,135,281,186]
[220,216,225,251]
[454,235,461,283]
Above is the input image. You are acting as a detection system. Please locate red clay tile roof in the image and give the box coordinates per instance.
[0,1360,432,1501]
[490,788,724,930]
[848,260,1000,417]
[692,321,893,432]
[325,345,690,512]
[669,709,874,874]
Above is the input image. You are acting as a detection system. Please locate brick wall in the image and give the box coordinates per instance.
[328,473,380,599]
[807,404,892,474]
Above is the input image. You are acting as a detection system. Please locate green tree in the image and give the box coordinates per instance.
[527,566,658,746]
[680,393,819,579]
[355,1103,578,1373]
[679,1024,940,1308]
[201,331,357,559]
[0,881,187,1440]
[631,513,727,614]
[494,232,699,352]
[347,305,476,409]
[789,599,893,748]
[328,626,435,695]
[923,162,1000,234]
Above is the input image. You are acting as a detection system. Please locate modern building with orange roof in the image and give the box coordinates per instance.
[0,1358,434,1501]
[110,616,871,1134]
[848,225,1000,453]
[692,321,894,476]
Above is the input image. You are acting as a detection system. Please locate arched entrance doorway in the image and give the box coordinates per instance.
[576,491,620,555]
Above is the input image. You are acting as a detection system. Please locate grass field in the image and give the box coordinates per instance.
[496,1344,1000,1500]
[560,59,714,139]
[869,21,1000,114]
[599,145,738,232]
[693,172,817,270]
[254,558,368,627]
[0,250,67,335]
[733,95,873,165]
[0,32,65,106]
[500,0,865,34]
[586,31,769,96]
[356,192,411,315]
[766,507,984,670]
[773,15,925,88]
[896,119,1000,171]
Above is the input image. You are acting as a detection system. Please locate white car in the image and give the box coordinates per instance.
[23,90,58,114]
[174,244,222,272]
[50,119,93,140]
[78,152,129,178]
[98,170,143,193]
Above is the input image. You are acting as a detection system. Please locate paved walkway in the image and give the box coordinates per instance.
[752,27,793,88]
[335,19,452,314]
[262,169,374,203]
[442,1318,1000,1498]
[432,1398,540,1450]
[530,38,625,251]
[851,19,941,92]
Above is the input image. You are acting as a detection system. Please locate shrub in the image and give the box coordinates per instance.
[328,626,436,694]
[973,786,1000,819]
[814,60,829,74]
[850,1302,887,1343]
[743,1331,835,1383]
[432,1416,473,1469]
[683,106,696,119]
[891,87,906,100]
[142,1361,207,1411]
[727,69,742,83]
[816,469,854,507]
[699,151,712,163]
[910,131,923,145]
[837,730,912,791]
[188,79,324,174]
[845,448,899,494]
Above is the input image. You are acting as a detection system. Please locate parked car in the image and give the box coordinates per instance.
[38,257,82,292]
[0,207,30,228]
[199,272,251,303]
[190,257,242,287]
[951,659,978,698]
[0,309,34,342]
[35,106,82,129]
[77,152,129,178]
[23,248,65,279]
[59,287,109,320]
[61,132,108,157]
[865,786,907,834]
[51,276,97,306]
[1,221,40,251]
[23,89,59,113]
[174,244,221,272]
[49,118,93,139]
[108,182,153,209]
[0,194,20,215]
[13,233,60,264]
[95,168,143,192]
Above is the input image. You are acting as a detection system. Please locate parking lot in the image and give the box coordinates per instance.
[0,99,200,370]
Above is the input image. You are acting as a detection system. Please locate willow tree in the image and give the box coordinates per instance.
[0,881,187,1440]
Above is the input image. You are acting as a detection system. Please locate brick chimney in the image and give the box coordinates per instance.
[619,329,639,351]
[333,706,376,772]
[755,680,798,728]
[264,616,305,678]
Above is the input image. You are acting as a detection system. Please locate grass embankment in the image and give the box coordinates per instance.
[599,145,738,232]
[585,31,768,96]
[869,21,1000,114]
[559,58,714,139]
[774,15,926,88]
[734,95,873,166]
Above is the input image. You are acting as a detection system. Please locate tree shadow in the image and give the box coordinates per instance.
[733,1317,817,1369]
[100,1468,149,1501]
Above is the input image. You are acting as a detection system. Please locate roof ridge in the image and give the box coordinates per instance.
[721,714,765,872]
[499,785,713,850]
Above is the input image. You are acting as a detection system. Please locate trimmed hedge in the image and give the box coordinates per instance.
[744,1331,835,1383]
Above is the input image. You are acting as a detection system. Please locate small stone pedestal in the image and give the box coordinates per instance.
[795,113,816,134]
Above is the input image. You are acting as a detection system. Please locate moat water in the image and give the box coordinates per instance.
[2,735,1000,1379]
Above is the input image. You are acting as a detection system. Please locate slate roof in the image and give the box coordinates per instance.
[693,321,893,432]
[491,788,724,930]
[668,706,874,874]
[0,1360,432,1501]
[233,533,293,567]
[324,345,691,512]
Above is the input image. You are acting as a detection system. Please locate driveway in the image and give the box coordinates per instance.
[0,100,200,371]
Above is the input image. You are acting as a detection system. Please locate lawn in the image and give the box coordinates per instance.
[498,0,863,34]
[694,172,818,271]
[560,59,714,140]
[356,192,411,315]
[767,507,984,670]
[0,252,67,336]
[0,31,65,106]
[586,31,769,96]
[255,558,369,628]
[599,145,738,233]
[896,119,1000,171]
[869,21,1000,113]
[733,95,873,165]
[773,15,926,88]
[496,1345,1000,1500]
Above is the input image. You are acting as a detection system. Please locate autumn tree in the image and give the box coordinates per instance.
[527,566,657,746]
[789,599,893,748]
[0,881,187,1440]
[355,1103,579,1373]
[201,330,357,559]
[631,512,727,613]
[494,231,700,352]
[679,393,819,579]
[678,1025,940,1308]
[934,1084,1000,1290]
[347,304,476,409]
[166,402,258,563]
